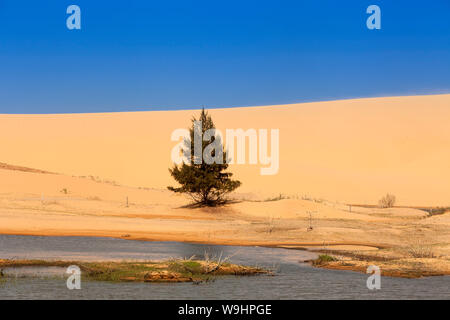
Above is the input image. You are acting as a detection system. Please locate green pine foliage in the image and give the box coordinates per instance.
[168,109,241,206]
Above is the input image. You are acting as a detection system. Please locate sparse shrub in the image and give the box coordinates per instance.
[42,200,60,206]
[406,240,436,258]
[318,254,336,262]
[428,207,450,217]
[313,254,337,265]
[378,193,396,208]
[264,193,287,202]
[267,216,276,234]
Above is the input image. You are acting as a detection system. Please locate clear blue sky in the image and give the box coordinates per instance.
[0,0,449,113]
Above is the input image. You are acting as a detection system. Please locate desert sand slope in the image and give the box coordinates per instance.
[0,165,447,247]
[1,94,450,206]
[0,162,449,277]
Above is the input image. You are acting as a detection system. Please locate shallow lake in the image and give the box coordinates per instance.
[0,234,448,299]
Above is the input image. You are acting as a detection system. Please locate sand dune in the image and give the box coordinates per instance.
[1,164,446,245]
[1,94,450,277]
[1,94,449,206]
[1,162,449,267]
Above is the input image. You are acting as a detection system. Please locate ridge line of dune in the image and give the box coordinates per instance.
[0,162,56,175]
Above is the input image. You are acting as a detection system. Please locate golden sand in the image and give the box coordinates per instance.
[1,94,449,276]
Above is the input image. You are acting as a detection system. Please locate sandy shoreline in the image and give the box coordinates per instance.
[0,228,448,278]
[1,166,449,278]
[1,94,450,279]
[0,229,385,249]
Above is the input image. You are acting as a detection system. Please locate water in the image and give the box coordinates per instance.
[3,266,66,278]
[0,235,449,299]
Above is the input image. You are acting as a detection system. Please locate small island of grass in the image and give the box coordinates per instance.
[0,258,270,283]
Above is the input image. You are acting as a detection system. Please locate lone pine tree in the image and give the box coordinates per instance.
[168,108,241,206]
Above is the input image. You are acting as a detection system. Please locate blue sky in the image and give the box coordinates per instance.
[0,0,449,113]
